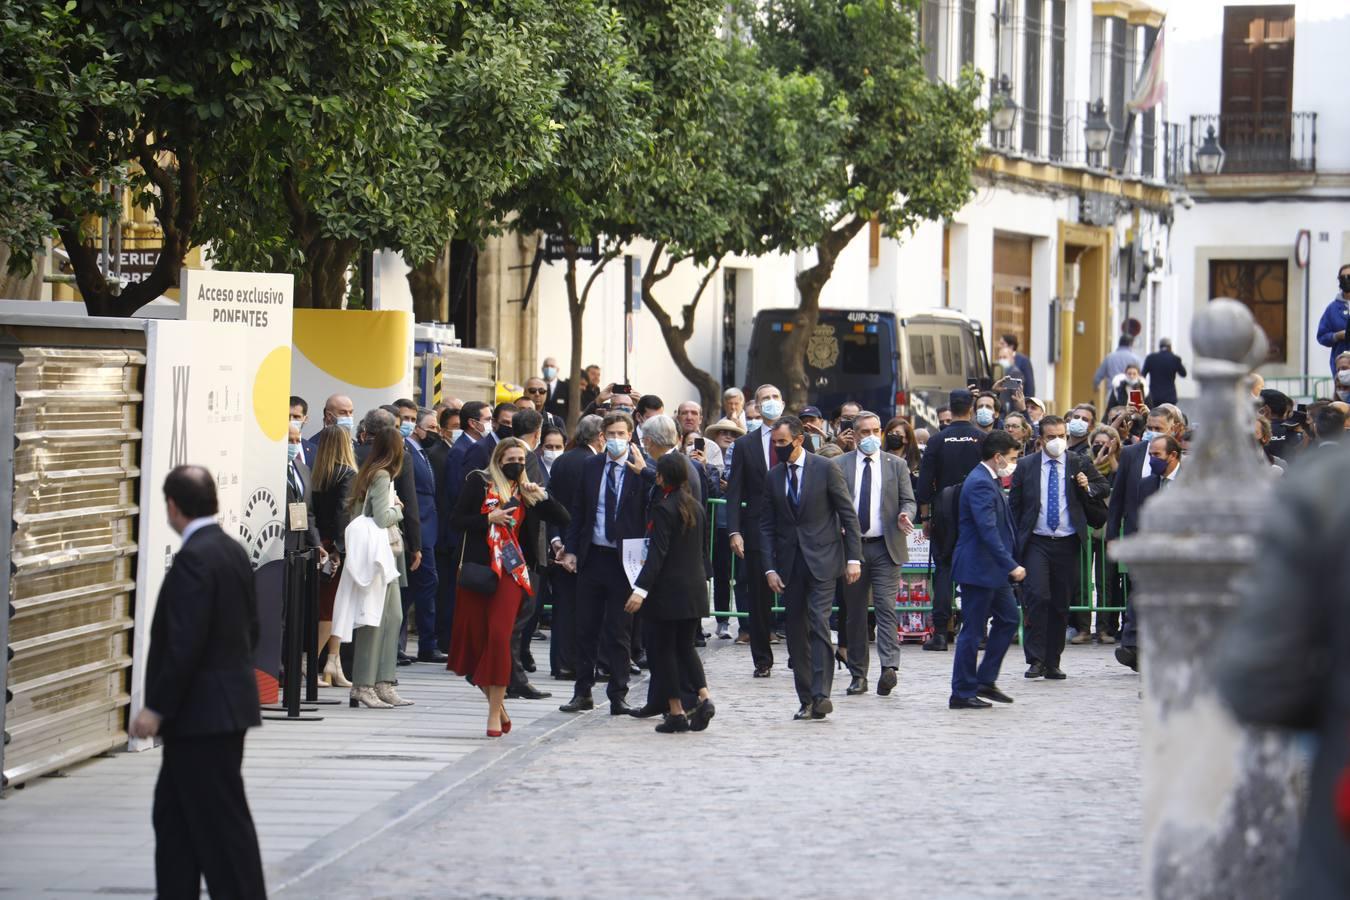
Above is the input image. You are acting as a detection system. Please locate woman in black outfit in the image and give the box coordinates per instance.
[310,424,357,687]
[625,453,715,734]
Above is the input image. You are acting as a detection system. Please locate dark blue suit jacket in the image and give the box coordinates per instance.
[1106,441,1153,539]
[440,431,480,544]
[564,452,655,568]
[462,432,501,478]
[404,437,437,551]
[952,464,1018,588]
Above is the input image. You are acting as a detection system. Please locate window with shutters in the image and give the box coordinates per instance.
[1209,260,1288,362]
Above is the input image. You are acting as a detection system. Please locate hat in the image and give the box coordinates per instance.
[799,405,824,419]
[949,388,974,405]
[704,417,746,440]
[1025,396,1045,410]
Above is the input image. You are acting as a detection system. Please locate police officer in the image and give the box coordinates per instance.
[915,389,986,651]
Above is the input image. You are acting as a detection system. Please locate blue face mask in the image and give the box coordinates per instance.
[1148,456,1168,477]
[858,435,882,455]
[399,422,415,438]
[335,416,354,431]
[975,408,996,427]
[760,399,784,420]
[287,443,301,462]
[543,366,558,380]
[606,438,629,459]
[746,419,762,432]
[1067,418,1089,438]
[1141,430,1161,445]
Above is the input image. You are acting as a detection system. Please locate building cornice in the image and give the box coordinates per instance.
[977,152,1174,212]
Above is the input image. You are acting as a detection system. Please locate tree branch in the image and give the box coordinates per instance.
[578,250,618,308]
[679,256,722,342]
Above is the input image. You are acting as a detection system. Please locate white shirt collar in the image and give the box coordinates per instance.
[981,460,1001,478]
[180,516,217,546]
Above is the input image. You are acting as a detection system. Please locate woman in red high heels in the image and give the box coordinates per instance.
[448,438,569,736]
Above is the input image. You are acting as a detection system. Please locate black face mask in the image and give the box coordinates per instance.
[500,461,525,482]
[419,435,439,450]
[883,433,904,452]
[1340,273,1350,293]
[495,424,513,439]
[774,443,796,465]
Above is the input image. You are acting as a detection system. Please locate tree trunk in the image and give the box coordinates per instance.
[641,245,723,421]
[563,251,584,432]
[408,244,449,322]
[781,217,867,411]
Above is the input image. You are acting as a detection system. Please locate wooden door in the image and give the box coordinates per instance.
[1220,5,1295,172]
[992,235,1032,363]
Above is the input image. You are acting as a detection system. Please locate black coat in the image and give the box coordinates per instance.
[1142,349,1186,405]
[284,460,322,553]
[146,524,261,737]
[311,465,354,552]
[563,452,656,567]
[450,470,570,572]
[634,492,709,621]
[1106,441,1157,539]
[1007,451,1111,556]
[915,420,986,507]
[547,445,596,544]
[725,427,774,547]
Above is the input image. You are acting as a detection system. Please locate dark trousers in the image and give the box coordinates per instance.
[1092,537,1124,635]
[742,541,775,670]
[154,732,265,899]
[574,548,633,702]
[647,617,707,707]
[399,545,438,656]
[518,570,548,667]
[951,583,1018,699]
[838,573,868,677]
[549,567,577,675]
[932,553,955,633]
[1022,534,1081,669]
[508,575,539,691]
[712,526,738,625]
[435,537,460,652]
[782,551,836,705]
[1121,573,1138,650]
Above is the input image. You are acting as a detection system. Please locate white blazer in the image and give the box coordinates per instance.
[331,515,400,642]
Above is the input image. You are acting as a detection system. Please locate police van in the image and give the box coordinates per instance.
[744,308,992,429]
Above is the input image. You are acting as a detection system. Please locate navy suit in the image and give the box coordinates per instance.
[462,431,501,479]
[399,437,440,657]
[950,464,1020,699]
[564,451,655,702]
[1106,442,1163,652]
[546,446,596,676]
[435,431,480,650]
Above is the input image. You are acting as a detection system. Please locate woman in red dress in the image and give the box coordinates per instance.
[448,437,569,736]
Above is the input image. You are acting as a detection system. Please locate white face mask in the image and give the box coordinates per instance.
[917,443,927,454]
[759,399,785,420]
[449,428,464,444]
[1044,437,1067,458]
[1337,369,1350,386]
[542,448,562,465]
[997,460,1016,479]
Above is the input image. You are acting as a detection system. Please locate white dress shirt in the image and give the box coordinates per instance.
[1035,454,1075,537]
[853,450,883,539]
[591,455,627,548]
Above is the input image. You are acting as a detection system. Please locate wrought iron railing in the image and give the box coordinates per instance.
[1186,112,1317,175]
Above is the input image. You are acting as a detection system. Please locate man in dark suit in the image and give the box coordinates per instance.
[837,412,917,696]
[524,376,567,435]
[462,401,517,475]
[915,388,986,650]
[437,400,492,651]
[726,383,788,676]
[506,408,553,699]
[759,415,863,721]
[399,408,442,662]
[130,466,266,899]
[541,356,570,420]
[302,393,354,462]
[426,405,458,650]
[545,414,604,680]
[559,411,655,714]
[1142,338,1187,406]
[1008,416,1110,680]
[285,421,323,555]
[998,334,1036,399]
[948,430,1025,709]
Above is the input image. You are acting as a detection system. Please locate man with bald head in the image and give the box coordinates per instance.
[303,393,354,460]
[525,376,566,433]
[541,356,571,420]
[677,401,703,440]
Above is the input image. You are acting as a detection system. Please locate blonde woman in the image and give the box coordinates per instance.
[311,425,356,687]
[448,438,569,736]
[347,427,411,708]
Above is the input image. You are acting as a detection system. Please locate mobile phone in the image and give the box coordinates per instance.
[839,418,855,432]
[1006,377,1023,389]
[693,437,705,451]
[613,383,632,396]
[976,377,994,392]
[1128,389,1144,407]
[1296,403,1308,413]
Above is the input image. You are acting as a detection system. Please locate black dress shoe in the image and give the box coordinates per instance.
[551,668,577,681]
[628,703,663,719]
[1043,666,1067,680]
[846,676,868,696]
[752,666,772,678]
[654,713,690,733]
[793,704,814,720]
[877,667,898,696]
[609,700,636,716]
[949,695,993,709]
[596,664,611,678]
[689,698,716,732]
[523,657,537,673]
[559,695,594,713]
[634,653,649,669]
[1025,662,1045,679]
[628,663,641,675]
[417,650,448,663]
[922,633,948,652]
[531,630,547,642]
[694,635,707,648]
[976,684,1014,704]
[1115,646,1139,672]
[812,697,833,718]
[397,654,414,667]
[511,683,553,700]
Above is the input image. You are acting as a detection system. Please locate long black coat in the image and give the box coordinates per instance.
[634,491,709,621]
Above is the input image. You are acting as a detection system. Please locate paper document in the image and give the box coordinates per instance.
[621,538,649,588]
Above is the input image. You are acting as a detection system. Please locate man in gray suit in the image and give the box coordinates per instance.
[759,415,863,721]
[837,412,916,697]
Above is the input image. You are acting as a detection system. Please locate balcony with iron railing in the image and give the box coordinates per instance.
[1177,112,1317,178]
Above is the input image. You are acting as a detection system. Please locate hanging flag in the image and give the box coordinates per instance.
[1127,26,1166,113]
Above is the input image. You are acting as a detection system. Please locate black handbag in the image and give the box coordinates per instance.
[459,560,499,594]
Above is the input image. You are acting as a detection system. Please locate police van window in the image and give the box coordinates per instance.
[840,332,881,375]
[940,334,963,376]
[909,334,937,375]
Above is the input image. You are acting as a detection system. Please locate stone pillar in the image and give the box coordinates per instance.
[1111,299,1305,899]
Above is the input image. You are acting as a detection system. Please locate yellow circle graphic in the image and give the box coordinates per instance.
[253,345,292,441]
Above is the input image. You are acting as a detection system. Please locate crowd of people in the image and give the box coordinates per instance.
[278,337,1341,732]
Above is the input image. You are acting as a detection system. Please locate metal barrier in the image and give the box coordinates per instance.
[1265,375,1332,402]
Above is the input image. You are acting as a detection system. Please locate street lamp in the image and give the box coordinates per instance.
[1195,125,1225,175]
[991,75,1018,137]
[1084,99,1113,160]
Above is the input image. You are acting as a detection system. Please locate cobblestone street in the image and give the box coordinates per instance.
[282,635,1143,900]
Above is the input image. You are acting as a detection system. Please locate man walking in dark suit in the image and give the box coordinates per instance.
[1142,338,1187,406]
[559,411,655,714]
[437,400,492,650]
[130,466,266,899]
[759,415,863,721]
[462,401,517,474]
[1008,416,1110,680]
[726,383,788,676]
[837,412,916,696]
[545,415,603,680]
[949,431,1025,709]
[400,409,442,662]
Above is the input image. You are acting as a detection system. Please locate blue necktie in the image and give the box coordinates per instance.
[1047,459,1060,532]
[605,462,619,541]
[788,463,800,510]
[858,457,872,533]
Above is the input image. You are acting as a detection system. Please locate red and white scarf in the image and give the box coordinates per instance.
[483,485,532,595]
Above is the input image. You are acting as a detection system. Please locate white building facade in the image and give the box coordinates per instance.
[1166,0,1350,399]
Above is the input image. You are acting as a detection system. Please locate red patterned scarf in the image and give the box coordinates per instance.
[482,484,532,595]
